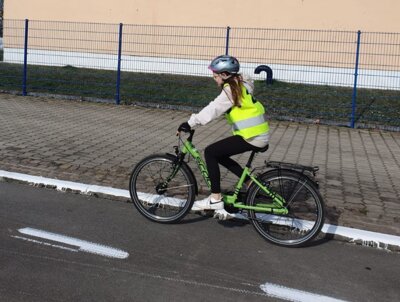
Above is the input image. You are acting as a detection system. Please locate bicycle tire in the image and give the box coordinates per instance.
[129,154,196,223]
[247,169,325,247]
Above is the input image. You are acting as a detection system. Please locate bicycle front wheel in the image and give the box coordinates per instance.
[129,154,196,223]
[247,169,325,247]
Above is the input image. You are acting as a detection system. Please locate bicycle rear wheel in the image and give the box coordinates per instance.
[247,169,325,247]
[129,154,196,223]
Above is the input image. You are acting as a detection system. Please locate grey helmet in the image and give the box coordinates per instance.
[208,55,240,74]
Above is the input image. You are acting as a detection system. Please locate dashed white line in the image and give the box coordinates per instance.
[11,235,79,252]
[260,282,348,302]
[17,227,129,259]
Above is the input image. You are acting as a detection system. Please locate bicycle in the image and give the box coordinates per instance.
[129,130,325,247]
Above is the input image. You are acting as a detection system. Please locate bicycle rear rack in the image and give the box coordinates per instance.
[266,160,319,174]
[265,161,320,187]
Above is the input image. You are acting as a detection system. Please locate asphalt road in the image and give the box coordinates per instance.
[0,181,399,302]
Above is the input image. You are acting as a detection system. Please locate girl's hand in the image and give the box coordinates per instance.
[177,122,191,133]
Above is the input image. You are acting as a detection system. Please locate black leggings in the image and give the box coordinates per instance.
[204,135,262,193]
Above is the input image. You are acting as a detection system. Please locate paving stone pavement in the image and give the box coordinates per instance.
[1,93,399,236]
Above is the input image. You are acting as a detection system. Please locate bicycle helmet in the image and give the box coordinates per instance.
[208,55,240,74]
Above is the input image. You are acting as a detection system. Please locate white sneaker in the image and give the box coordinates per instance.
[192,195,224,211]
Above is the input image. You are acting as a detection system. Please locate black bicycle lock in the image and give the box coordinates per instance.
[254,65,273,85]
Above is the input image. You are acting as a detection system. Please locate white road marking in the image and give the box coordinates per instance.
[11,235,79,252]
[1,170,400,249]
[260,282,348,302]
[17,227,129,259]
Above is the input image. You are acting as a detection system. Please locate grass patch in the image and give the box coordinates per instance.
[0,62,399,128]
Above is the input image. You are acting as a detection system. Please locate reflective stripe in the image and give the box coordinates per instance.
[232,113,268,131]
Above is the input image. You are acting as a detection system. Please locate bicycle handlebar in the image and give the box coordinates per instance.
[177,129,195,142]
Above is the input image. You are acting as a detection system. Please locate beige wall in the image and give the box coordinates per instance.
[4,0,400,32]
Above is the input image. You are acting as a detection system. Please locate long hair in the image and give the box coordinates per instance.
[222,74,243,107]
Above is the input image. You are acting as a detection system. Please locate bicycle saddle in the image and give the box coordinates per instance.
[256,144,269,153]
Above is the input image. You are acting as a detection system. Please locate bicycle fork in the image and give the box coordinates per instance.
[155,151,185,194]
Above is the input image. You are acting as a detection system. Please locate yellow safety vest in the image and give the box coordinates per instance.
[225,84,269,139]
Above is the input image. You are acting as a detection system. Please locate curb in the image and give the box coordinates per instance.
[1,169,399,252]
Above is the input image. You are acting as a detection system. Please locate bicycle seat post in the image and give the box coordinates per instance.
[246,144,269,168]
[246,151,257,168]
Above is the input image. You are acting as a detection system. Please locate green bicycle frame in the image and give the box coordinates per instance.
[180,136,288,215]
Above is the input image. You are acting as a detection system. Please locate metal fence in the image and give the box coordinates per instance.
[0,0,3,37]
[1,19,399,129]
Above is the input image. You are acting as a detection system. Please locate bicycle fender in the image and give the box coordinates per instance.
[259,168,320,189]
[165,153,199,195]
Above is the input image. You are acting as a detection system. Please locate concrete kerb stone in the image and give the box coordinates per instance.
[1,169,399,252]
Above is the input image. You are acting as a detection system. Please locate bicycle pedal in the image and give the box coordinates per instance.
[213,209,235,221]
[198,210,214,217]
[224,203,240,214]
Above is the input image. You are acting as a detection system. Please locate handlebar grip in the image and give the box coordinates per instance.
[187,129,195,142]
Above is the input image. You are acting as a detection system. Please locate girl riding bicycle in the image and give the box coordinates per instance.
[177,55,270,218]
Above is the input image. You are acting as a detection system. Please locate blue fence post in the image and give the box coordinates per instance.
[115,23,123,105]
[225,26,231,55]
[22,19,29,96]
[350,30,361,128]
